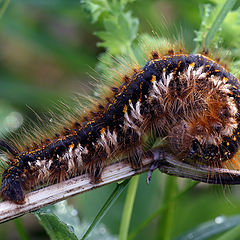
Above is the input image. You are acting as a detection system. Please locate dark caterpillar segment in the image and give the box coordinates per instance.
[2,54,240,204]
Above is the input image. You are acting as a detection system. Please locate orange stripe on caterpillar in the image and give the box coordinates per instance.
[1,52,240,204]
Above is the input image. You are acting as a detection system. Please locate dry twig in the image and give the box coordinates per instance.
[0,153,155,223]
[1,148,240,223]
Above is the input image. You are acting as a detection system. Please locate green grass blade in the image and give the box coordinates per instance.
[176,215,240,240]
[0,0,10,19]
[128,181,198,240]
[204,0,237,49]
[14,218,30,240]
[157,176,177,240]
[119,175,139,240]
[81,179,130,240]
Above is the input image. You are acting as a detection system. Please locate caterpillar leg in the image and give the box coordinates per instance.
[87,159,105,184]
[147,148,166,184]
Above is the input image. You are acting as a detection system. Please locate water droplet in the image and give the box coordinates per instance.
[215,216,225,224]
[71,209,78,216]
[99,225,106,234]
[187,233,194,239]
[67,225,74,232]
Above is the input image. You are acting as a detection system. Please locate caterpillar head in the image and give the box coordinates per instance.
[1,169,25,204]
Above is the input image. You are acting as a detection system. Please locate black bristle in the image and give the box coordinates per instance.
[202,49,209,55]
[98,104,105,110]
[124,75,130,82]
[111,87,119,93]
[151,51,159,59]
[74,122,81,127]
[0,140,19,156]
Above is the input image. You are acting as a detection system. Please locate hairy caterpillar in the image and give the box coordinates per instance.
[1,43,240,204]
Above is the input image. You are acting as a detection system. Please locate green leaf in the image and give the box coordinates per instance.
[36,200,117,240]
[80,0,136,23]
[35,202,79,240]
[96,12,138,55]
[217,224,240,240]
[36,212,78,240]
[175,215,240,240]
[80,0,110,23]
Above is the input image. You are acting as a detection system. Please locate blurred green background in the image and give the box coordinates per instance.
[0,0,240,239]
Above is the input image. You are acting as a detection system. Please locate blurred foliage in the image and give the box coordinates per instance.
[0,0,240,240]
[36,201,117,240]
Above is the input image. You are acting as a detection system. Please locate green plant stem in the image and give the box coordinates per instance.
[204,0,237,49]
[0,0,10,19]
[156,176,177,240]
[81,179,130,240]
[119,175,139,240]
[14,218,29,240]
[128,181,198,240]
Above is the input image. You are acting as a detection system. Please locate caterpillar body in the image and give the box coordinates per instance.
[1,50,240,204]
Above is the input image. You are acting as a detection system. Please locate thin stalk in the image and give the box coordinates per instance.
[0,0,10,19]
[119,175,139,240]
[128,181,198,240]
[14,218,29,240]
[156,176,177,240]
[81,180,130,240]
[204,0,237,49]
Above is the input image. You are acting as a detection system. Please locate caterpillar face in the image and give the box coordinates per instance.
[1,53,240,204]
[148,55,240,165]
